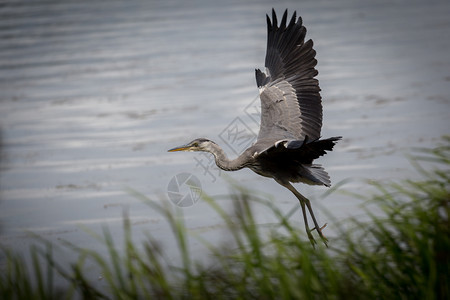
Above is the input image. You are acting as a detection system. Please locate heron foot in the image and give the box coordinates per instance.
[306,230,317,248]
[311,223,328,247]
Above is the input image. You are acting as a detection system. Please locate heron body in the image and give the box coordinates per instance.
[169,9,341,246]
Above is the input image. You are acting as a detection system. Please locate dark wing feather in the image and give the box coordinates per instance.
[259,137,342,164]
[255,9,322,143]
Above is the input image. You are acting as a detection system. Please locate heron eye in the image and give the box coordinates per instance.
[193,143,198,147]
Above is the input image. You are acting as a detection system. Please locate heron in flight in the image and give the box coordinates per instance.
[169,9,341,246]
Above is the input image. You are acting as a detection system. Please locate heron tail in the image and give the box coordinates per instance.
[301,164,331,187]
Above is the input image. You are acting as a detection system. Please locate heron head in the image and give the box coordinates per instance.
[168,138,216,153]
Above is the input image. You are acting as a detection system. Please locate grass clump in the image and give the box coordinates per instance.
[0,137,449,299]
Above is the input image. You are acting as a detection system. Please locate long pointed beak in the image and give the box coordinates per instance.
[168,144,190,152]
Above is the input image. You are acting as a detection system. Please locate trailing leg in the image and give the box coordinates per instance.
[278,180,328,247]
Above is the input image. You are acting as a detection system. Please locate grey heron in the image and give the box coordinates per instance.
[169,9,341,246]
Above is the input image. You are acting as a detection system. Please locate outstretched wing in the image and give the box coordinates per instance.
[255,9,322,144]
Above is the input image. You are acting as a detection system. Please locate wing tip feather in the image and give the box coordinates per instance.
[272,8,278,29]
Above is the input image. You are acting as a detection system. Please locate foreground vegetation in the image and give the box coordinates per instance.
[1,138,449,299]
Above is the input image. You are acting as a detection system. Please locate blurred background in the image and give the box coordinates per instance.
[0,0,449,271]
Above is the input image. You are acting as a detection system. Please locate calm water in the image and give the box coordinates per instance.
[1,0,449,277]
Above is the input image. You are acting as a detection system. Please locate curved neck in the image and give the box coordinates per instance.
[208,142,246,171]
